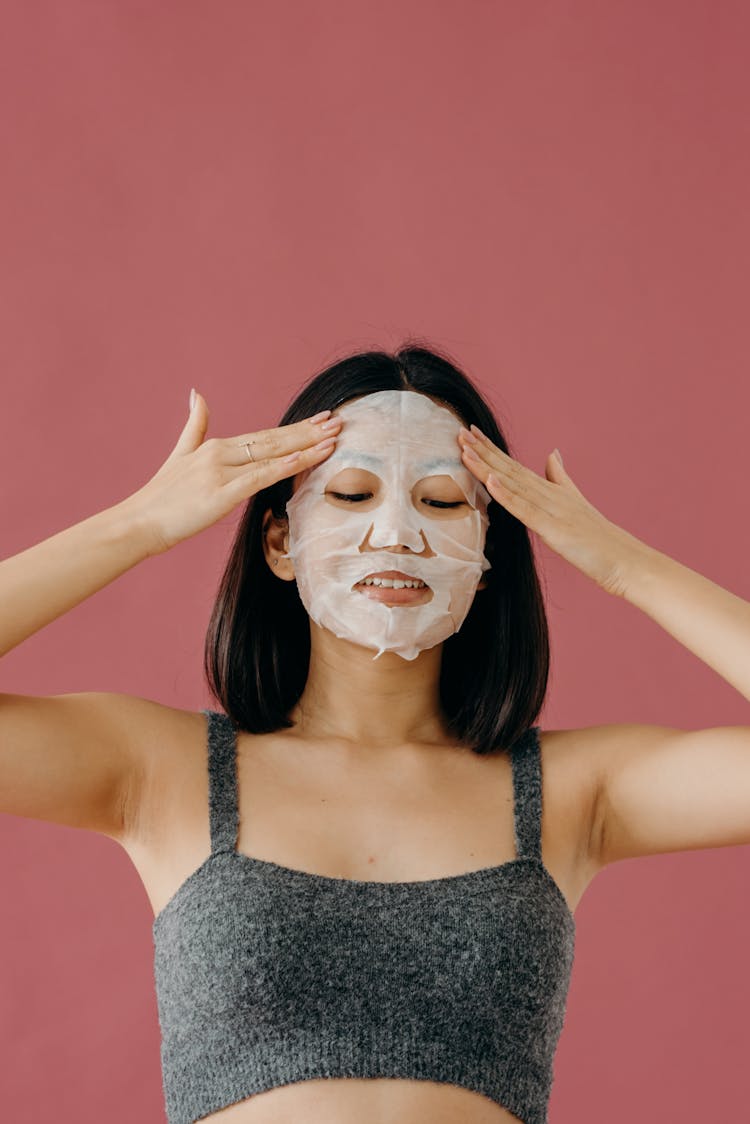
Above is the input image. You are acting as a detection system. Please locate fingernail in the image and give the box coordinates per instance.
[554,448,564,466]
[309,410,332,424]
[189,387,196,411]
[319,417,341,431]
[470,424,488,440]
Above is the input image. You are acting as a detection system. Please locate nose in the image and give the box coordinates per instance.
[358,486,437,555]
[361,529,435,559]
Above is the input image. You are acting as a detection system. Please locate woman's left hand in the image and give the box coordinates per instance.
[458,425,648,598]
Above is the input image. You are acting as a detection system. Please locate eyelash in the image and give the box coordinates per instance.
[328,492,464,509]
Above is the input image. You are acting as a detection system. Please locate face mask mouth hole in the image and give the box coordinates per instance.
[351,577,433,594]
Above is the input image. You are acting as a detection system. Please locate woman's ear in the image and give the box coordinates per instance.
[262,508,295,580]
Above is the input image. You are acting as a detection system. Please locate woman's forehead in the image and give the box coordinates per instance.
[337,389,462,427]
[333,394,461,464]
[290,391,467,494]
[327,446,464,476]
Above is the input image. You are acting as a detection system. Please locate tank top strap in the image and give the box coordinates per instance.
[201,708,240,855]
[509,725,543,862]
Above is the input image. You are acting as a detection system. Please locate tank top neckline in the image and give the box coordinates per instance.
[152,709,575,929]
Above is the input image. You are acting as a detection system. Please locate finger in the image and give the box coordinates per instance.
[221,433,339,498]
[172,388,211,456]
[223,413,342,468]
[460,429,549,501]
[458,438,537,517]
[483,472,536,523]
[460,441,552,518]
[460,426,517,475]
[460,433,525,488]
[461,442,508,486]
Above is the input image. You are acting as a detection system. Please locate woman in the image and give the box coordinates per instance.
[2,344,749,1124]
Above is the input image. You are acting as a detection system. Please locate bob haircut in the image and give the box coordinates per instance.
[204,341,549,754]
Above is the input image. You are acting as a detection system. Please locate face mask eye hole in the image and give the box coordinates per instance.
[326,491,373,504]
[323,472,470,514]
[414,475,470,515]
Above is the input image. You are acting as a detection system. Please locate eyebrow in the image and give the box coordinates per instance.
[330,451,463,473]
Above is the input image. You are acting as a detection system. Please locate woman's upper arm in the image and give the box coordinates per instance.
[591,723,750,868]
[0,690,152,841]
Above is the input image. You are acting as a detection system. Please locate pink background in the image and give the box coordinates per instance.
[1,1,749,1121]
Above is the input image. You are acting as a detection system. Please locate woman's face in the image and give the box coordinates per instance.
[282,389,492,662]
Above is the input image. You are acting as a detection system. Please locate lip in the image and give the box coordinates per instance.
[353,570,433,605]
[356,570,429,585]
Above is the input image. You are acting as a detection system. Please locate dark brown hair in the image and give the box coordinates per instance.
[203,340,549,753]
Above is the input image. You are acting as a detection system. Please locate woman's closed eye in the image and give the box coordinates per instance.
[328,491,464,509]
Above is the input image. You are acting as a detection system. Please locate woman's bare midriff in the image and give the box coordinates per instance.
[201,1078,523,1123]
[122,704,600,1124]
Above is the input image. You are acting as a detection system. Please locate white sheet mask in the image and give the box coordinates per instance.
[281,389,492,661]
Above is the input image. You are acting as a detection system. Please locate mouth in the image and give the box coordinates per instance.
[352,570,433,605]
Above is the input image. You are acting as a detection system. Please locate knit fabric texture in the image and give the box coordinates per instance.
[152,710,576,1124]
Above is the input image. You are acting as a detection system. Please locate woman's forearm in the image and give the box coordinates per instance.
[0,500,156,661]
[619,542,750,703]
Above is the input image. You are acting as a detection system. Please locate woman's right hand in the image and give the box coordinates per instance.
[126,390,341,556]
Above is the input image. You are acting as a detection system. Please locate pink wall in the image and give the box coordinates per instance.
[1,1,749,1120]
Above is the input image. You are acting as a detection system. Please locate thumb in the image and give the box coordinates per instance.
[545,447,567,484]
[172,387,210,456]
[546,447,584,497]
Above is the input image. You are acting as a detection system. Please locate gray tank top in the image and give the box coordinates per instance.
[152,709,576,1124]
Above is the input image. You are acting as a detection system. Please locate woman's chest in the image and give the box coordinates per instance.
[127,719,595,921]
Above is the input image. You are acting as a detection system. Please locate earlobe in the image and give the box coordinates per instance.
[268,550,295,580]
